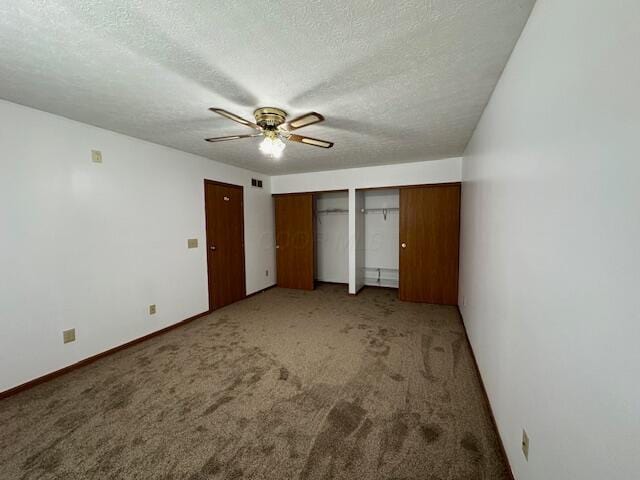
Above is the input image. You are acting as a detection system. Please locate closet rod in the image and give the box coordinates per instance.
[360,207,399,212]
[360,207,399,220]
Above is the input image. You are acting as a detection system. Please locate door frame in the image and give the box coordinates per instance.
[203,179,247,310]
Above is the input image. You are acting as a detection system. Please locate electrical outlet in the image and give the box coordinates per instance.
[91,149,102,163]
[522,429,529,460]
[462,296,467,307]
[149,304,157,315]
[63,328,76,344]
[265,269,269,276]
[187,238,198,248]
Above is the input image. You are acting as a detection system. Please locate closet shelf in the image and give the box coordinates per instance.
[362,266,399,289]
[364,277,399,289]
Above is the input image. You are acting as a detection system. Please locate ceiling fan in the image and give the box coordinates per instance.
[205,107,334,159]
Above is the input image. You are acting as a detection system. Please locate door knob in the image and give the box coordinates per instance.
[210,245,216,251]
[401,242,407,249]
[276,245,280,249]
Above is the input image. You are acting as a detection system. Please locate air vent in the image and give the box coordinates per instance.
[251,178,263,188]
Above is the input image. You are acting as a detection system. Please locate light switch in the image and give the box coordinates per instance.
[91,150,102,163]
[63,328,76,344]
[187,238,198,249]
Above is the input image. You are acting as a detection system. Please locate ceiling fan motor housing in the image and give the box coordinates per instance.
[254,107,287,129]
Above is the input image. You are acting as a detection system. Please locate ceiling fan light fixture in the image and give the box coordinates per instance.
[259,135,286,159]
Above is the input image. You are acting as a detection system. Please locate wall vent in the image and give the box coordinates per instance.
[251,178,263,188]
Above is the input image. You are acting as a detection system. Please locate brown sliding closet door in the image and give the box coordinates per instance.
[204,180,246,309]
[274,194,315,290]
[399,184,461,305]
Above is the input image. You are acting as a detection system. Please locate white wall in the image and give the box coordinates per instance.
[315,192,348,283]
[0,100,275,393]
[459,1,640,479]
[271,157,462,193]
[348,189,366,294]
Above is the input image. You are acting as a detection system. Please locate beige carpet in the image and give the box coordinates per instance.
[0,284,510,479]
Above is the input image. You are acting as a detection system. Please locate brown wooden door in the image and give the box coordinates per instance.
[399,184,460,305]
[204,180,246,309]
[274,194,315,290]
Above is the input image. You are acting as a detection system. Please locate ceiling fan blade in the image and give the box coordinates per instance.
[209,108,260,130]
[205,133,262,143]
[287,134,334,149]
[281,112,325,131]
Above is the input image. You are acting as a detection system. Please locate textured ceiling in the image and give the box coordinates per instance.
[0,0,535,174]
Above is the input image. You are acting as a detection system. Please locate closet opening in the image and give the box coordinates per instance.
[358,188,400,290]
[314,190,349,292]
